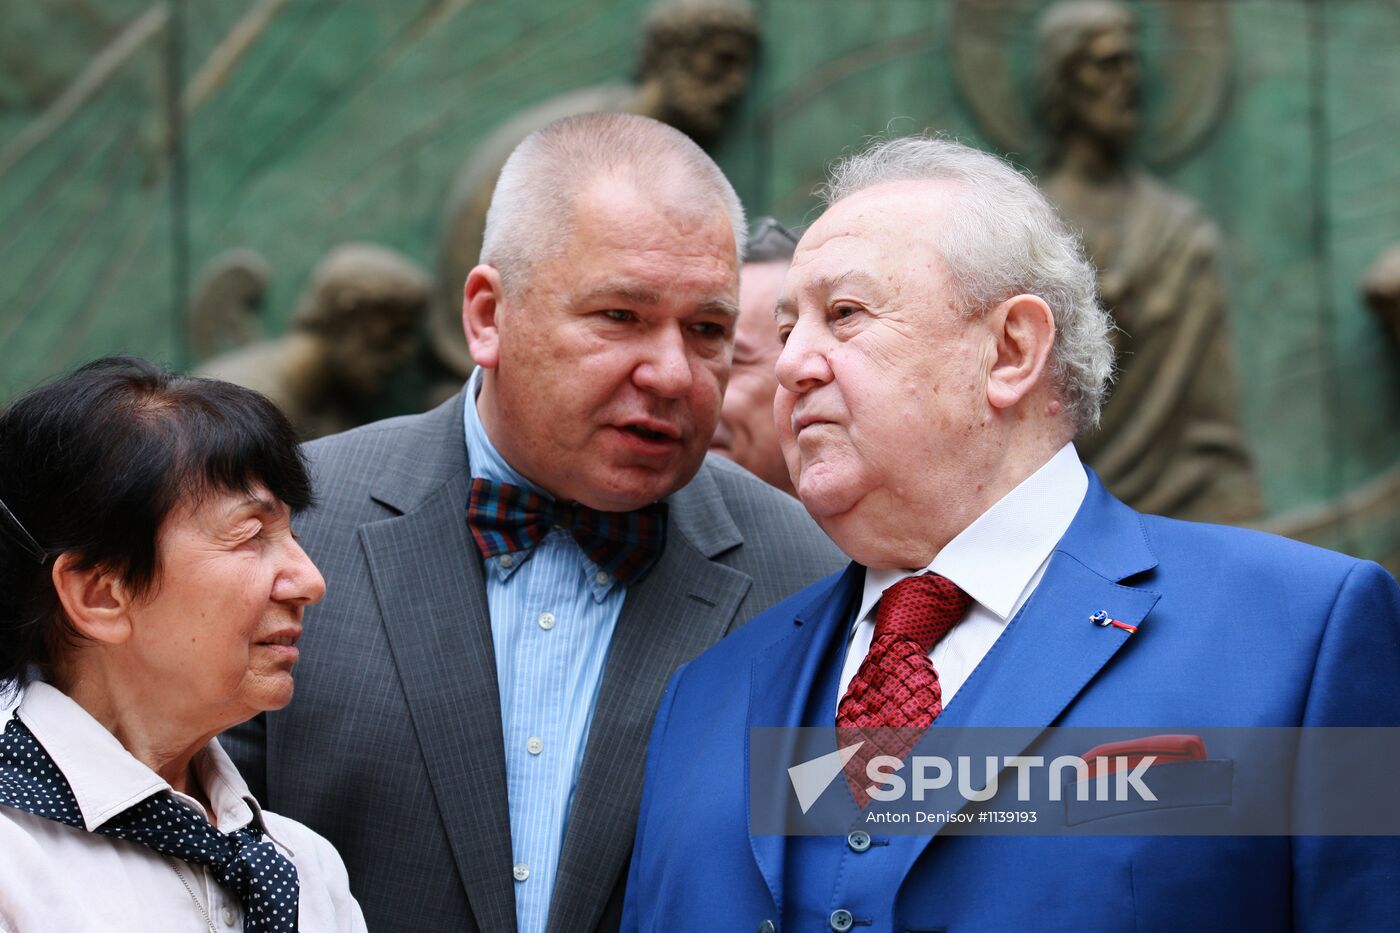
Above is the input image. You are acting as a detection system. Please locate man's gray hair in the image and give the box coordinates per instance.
[482,112,746,296]
[819,135,1114,433]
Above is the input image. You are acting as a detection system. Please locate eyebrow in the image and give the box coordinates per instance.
[577,284,663,307]
[774,270,874,320]
[576,284,738,319]
[698,298,740,319]
[233,495,282,518]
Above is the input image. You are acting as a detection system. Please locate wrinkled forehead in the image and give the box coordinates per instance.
[786,181,955,292]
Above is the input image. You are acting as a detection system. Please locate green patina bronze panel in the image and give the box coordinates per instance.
[0,0,1396,564]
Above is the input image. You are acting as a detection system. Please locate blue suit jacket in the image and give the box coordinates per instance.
[622,472,1400,932]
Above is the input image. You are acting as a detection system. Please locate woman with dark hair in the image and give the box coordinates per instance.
[0,357,366,932]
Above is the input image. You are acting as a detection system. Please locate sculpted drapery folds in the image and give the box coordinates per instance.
[1036,0,1262,522]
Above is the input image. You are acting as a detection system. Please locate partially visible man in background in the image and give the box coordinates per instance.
[709,218,797,495]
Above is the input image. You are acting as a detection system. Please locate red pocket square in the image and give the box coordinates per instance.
[1081,734,1207,777]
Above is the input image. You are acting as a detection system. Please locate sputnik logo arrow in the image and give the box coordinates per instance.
[788,742,864,814]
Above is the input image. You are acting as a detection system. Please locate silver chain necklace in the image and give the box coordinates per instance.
[169,858,221,933]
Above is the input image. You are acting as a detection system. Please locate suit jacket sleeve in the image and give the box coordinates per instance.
[1292,560,1400,930]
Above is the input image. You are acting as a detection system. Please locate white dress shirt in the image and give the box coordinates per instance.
[838,443,1088,708]
[0,683,366,933]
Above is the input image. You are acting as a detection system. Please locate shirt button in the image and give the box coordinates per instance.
[846,830,871,852]
[221,906,236,926]
[595,570,610,586]
[527,736,544,755]
[538,611,556,630]
[513,862,530,882]
[829,909,854,932]
[500,554,515,569]
[757,922,776,933]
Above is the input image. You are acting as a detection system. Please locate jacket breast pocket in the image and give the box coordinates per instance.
[1063,759,1234,828]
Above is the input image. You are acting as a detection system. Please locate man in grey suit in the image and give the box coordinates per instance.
[223,112,844,933]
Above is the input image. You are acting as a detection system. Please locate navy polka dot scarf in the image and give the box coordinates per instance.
[0,715,299,932]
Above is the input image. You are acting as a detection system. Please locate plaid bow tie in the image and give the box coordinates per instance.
[466,478,667,587]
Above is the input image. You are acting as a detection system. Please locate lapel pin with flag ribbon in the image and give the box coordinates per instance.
[1090,609,1137,634]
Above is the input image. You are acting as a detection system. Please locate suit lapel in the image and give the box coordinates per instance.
[889,473,1162,875]
[358,392,518,933]
[546,466,756,933]
[746,563,865,917]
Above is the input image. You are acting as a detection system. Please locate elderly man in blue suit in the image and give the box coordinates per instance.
[621,136,1400,932]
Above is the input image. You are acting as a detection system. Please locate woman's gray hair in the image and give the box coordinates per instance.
[818,134,1115,433]
[482,112,746,297]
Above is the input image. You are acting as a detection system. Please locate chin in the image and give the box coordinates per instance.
[580,477,676,512]
[261,688,295,713]
[613,460,705,509]
[250,677,296,713]
[795,467,864,520]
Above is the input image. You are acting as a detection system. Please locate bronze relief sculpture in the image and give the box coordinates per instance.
[1033,0,1262,522]
[196,244,430,440]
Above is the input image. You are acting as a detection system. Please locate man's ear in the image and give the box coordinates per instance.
[986,293,1056,411]
[464,264,507,369]
[50,553,133,646]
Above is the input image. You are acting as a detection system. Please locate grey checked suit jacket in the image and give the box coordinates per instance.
[223,389,845,933]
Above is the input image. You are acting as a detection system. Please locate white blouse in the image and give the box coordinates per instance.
[0,683,366,933]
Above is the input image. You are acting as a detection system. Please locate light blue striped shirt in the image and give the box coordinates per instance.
[463,369,626,933]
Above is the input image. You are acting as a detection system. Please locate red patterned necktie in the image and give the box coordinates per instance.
[835,572,972,806]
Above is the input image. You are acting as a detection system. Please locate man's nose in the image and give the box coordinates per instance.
[775,318,832,394]
[633,325,694,398]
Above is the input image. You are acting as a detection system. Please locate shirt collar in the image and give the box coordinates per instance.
[16,682,293,852]
[854,442,1088,629]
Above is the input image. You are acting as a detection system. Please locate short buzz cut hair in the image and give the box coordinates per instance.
[818,135,1115,433]
[480,111,746,297]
